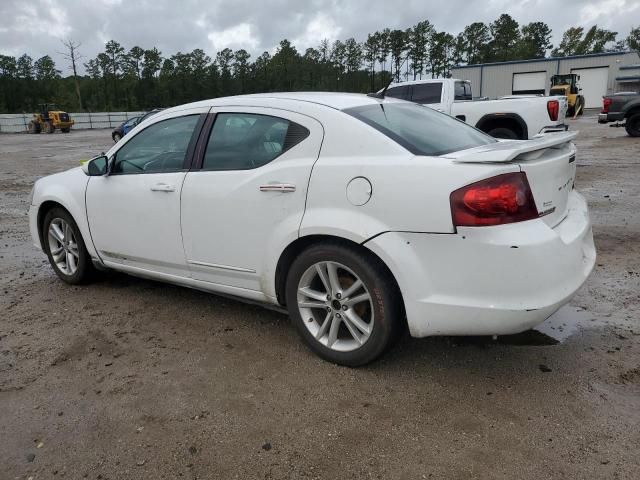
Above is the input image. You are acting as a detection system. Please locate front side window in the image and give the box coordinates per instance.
[411,83,443,104]
[344,103,495,156]
[202,113,308,170]
[113,115,199,174]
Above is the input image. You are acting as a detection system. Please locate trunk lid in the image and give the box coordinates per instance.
[442,132,577,227]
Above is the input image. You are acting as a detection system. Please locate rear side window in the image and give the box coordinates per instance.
[454,81,473,101]
[411,83,442,104]
[344,103,495,156]
[202,113,309,170]
[385,86,410,100]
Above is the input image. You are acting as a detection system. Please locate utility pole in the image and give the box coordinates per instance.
[60,39,84,110]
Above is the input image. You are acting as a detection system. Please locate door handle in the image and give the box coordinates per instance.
[259,183,296,193]
[150,183,175,192]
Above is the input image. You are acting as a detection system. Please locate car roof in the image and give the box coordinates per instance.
[165,92,407,114]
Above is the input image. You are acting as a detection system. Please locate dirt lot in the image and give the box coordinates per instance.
[1,115,639,479]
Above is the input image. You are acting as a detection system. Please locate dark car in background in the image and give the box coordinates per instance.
[599,92,640,137]
[111,109,164,142]
[112,116,141,142]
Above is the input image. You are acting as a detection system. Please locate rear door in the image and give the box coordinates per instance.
[180,107,323,292]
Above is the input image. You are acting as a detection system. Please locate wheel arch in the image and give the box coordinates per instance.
[475,113,528,139]
[274,234,406,324]
[624,105,640,118]
[37,201,69,249]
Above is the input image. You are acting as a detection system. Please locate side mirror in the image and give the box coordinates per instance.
[81,155,109,176]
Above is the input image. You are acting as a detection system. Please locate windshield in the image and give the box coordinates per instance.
[344,102,496,156]
[552,75,574,86]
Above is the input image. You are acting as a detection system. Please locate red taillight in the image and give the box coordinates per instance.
[602,97,612,113]
[547,99,559,121]
[450,172,539,227]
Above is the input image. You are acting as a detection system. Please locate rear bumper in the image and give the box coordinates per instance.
[598,112,624,123]
[365,190,595,337]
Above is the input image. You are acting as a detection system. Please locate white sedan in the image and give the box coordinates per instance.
[28,93,596,366]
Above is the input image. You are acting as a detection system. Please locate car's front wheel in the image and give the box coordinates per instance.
[285,243,402,366]
[43,207,95,284]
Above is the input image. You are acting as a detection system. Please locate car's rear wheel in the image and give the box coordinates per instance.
[285,243,401,366]
[61,127,71,133]
[625,113,640,137]
[487,127,518,139]
[43,207,95,284]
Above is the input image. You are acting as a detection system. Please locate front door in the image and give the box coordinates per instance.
[180,107,323,293]
[86,108,207,276]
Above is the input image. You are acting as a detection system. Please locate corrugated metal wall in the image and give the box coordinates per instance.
[452,52,640,100]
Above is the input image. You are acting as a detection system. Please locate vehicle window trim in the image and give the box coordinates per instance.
[109,113,206,176]
[192,111,309,172]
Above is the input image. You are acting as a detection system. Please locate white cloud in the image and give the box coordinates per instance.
[208,23,259,52]
[292,12,342,50]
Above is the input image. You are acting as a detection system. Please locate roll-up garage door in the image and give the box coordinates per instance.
[512,72,547,95]
[571,67,609,108]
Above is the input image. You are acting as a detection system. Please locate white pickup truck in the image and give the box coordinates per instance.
[383,78,568,139]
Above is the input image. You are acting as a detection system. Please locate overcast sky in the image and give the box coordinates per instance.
[0,0,638,73]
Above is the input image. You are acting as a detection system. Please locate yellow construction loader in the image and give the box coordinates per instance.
[550,74,585,117]
[28,104,74,134]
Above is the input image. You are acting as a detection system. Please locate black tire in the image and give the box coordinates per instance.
[42,207,95,285]
[486,127,519,140]
[567,105,575,117]
[625,113,640,137]
[28,121,41,134]
[285,242,402,366]
[577,97,585,116]
[112,132,122,142]
[61,127,71,133]
[45,121,55,134]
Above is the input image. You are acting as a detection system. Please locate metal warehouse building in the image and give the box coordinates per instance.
[451,51,640,109]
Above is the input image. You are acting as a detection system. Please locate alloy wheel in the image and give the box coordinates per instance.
[47,218,80,275]
[297,261,374,352]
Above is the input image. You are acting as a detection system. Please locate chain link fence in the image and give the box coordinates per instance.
[0,111,146,133]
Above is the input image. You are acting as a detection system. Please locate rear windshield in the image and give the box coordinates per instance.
[344,102,495,156]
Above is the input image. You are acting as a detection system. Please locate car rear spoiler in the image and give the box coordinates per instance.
[441,131,577,163]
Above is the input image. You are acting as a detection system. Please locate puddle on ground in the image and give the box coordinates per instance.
[533,305,592,342]
[448,305,593,347]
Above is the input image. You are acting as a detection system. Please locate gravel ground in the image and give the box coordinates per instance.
[1,114,639,480]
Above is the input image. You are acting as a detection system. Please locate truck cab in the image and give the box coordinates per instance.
[384,79,568,140]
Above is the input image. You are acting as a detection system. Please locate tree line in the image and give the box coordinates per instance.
[1,14,638,114]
